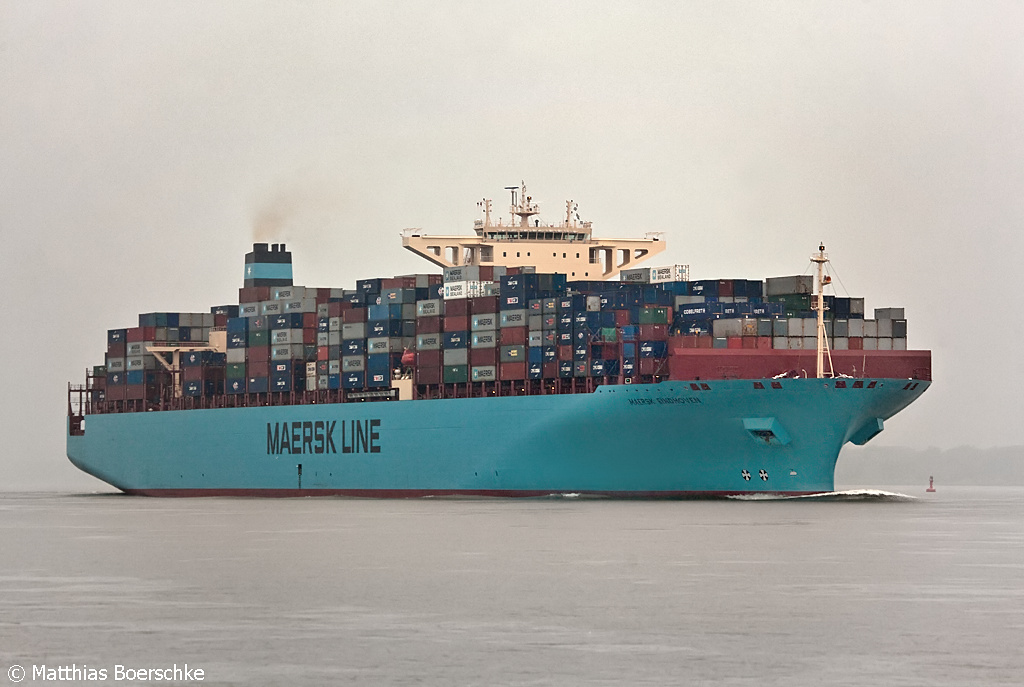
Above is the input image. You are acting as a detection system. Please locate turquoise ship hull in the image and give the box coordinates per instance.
[67,378,928,497]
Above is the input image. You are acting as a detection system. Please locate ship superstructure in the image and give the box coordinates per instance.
[402,182,667,279]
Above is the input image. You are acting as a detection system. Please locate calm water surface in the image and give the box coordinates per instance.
[1,488,1021,686]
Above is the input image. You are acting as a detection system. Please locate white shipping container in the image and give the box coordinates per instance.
[848,319,865,337]
[893,337,908,350]
[863,337,878,350]
[787,318,804,337]
[226,348,246,364]
[239,302,260,318]
[772,336,787,349]
[877,319,893,338]
[833,337,849,350]
[444,281,468,300]
[877,337,893,350]
[416,299,441,317]
[649,264,689,283]
[863,320,878,337]
[787,337,803,350]
[443,265,481,282]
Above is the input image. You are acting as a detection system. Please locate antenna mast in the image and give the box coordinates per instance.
[811,244,834,379]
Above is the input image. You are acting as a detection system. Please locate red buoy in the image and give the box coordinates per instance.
[926,476,936,493]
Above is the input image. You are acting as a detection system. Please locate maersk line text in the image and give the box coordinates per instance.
[266,419,381,455]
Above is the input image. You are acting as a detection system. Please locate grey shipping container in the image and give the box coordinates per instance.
[471,365,497,382]
[500,345,526,362]
[342,323,366,339]
[416,299,442,317]
[766,275,813,296]
[471,332,497,348]
[472,313,498,331]
[444,348,469,366]
[342,356,365,371]
[874,307,905,320]
[416,334,441,350]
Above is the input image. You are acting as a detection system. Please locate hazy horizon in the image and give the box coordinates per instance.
[3,2,1023,489]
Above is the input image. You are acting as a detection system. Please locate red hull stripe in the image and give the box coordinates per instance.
[121,488,818,498]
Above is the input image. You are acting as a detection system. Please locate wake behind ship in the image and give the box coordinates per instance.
[67,185,931,496]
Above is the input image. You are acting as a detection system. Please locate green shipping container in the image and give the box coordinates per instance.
[248,329,269,346]
[227,363,246,379]
[600,327,618,342]
[443,364,469,383]
[768,294,812,311]
[639,307,669,324]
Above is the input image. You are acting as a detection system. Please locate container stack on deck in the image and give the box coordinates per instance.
[86,246,922,411]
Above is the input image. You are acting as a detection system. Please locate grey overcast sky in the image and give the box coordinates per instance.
[2,2,1022,489]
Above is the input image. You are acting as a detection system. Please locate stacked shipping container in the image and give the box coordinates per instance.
[90,250,916,407]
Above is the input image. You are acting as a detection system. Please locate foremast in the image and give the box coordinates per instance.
[811,244,835,379]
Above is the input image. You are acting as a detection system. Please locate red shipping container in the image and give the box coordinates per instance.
[248,346,270,363]
[695,336,713,349]
[106,384,126,401]
[443,299,469,317]
[183,366,204,381]
[249,360,270,377]
[107,342,127,357]
[500,362,527,380]
[416,366,441,385]
[303,328,317,345]
[342,308,366,323]
[557,345,573,360]
[214,313,228,328]
[315,293,331,306]
[718,279,734,297]
[239,286,271,302]
[327,302,342,318]
[317,346,329,361]
[639,324,669,341]
[848,337,863,350]
[614,310,633,327]
[500,327,528,345]
[756,336,773,349]
[469,297,499,314]
[303,313,317,328]
[428,274,443,285]
[126,327,144,342]
[444,315,469,332]
[125,384,145,400]
[674,335,696,350]
[727,337,743,349]
[416,316,441,334]
[741,337,758,349]
[382,277,417,289]
[470,347,498,366]
[417,350,442,367]
[543,362,558,378]
[639,358,661,375]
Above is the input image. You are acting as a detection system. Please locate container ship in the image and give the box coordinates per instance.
[67,184,931,497]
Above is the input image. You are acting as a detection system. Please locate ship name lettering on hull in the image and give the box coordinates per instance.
[266,420,382,455]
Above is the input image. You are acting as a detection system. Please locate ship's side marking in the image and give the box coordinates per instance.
[627,396,702,406]
[265,420,382,455]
